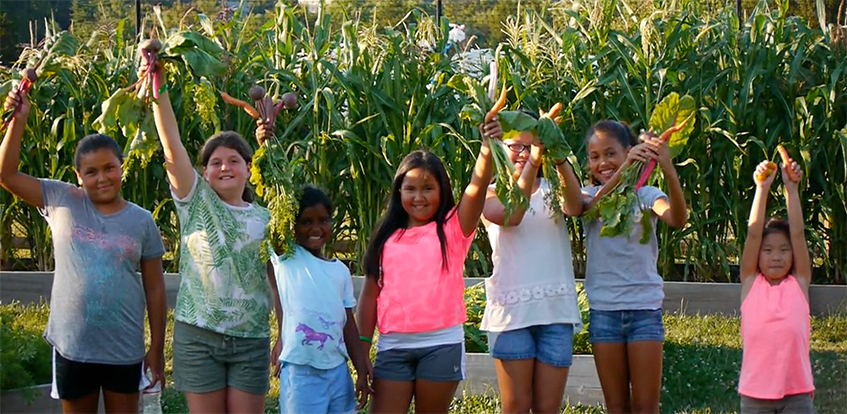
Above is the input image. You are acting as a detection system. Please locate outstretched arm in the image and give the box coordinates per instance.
[0,89,44,207]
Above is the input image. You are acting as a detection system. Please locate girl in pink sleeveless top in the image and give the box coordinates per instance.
[356,118,502,414]
[738,157,815,414]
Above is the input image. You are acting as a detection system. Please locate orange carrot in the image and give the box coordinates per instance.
[755,161,777,182]
[485,86,508,123]
[220,91,261,119]
[658,117,688,142]
[777,145,799,181]
[545,102,563,119]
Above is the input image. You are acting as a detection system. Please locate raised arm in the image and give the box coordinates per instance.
[782,159,811,294]
[147,63,195,198]
[483,140,540,226]
[645,135,687,228]
[555,159,584,217]
[740,161,776,294]
[0,90,44,208]
[458,120,501,236]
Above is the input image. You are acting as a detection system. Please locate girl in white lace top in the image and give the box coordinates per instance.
[481,113,584,413]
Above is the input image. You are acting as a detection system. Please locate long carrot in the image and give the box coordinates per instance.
[220,91,261,119]
[485,86,508,123]
[777,145,799,182]
[633,117,690,190]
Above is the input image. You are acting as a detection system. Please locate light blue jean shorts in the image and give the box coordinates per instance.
[588,309,664,343]
[278,361,355,414]
[487,323,575,368]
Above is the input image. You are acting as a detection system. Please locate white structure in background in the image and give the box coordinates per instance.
[448,24,467,44]
[298,0,330,13]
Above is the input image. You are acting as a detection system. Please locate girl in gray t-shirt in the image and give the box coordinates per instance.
[0,89,166,413]
[577,120,688,414]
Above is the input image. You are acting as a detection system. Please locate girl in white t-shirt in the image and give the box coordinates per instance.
[481,111,584,413]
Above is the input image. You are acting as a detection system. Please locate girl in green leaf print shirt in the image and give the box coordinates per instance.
[146,62,282,413]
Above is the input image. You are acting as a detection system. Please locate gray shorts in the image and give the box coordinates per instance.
[740,393,816,414]
[172,321,271,395]
[373,343,465,382]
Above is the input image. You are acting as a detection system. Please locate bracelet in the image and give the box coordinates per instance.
[528,160,541,169]
[555,158,568,166]
[359,335,372,344]
[157,83,170,95]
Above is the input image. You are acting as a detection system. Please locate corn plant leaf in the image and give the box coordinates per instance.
[163,31,227,77]
[648,92,697,158]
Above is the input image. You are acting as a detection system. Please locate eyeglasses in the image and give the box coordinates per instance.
[505,143,530,154]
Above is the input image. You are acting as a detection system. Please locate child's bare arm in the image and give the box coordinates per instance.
[782,159,812,296]
[556,160,584,217]
[740,161,776,294]
[148,63,195,199]
[343,309,373,409]
[266,262,283,376]
[458,120,500,236]
[0,89,44,208]
[140,257,166,388]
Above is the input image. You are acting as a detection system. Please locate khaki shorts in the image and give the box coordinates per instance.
[173,321,270,395]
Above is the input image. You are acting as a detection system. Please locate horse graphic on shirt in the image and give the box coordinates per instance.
[296,323,334,350]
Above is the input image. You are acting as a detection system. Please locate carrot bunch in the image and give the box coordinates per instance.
[585,92,697,243]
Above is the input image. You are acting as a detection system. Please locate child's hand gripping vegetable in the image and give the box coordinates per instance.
[1,63,41,133]
[585,93,695,243]
[220,85,298,146]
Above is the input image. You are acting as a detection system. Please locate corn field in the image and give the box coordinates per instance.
[1,0,844,283]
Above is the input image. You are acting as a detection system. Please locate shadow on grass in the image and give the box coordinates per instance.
[661,343,846,414]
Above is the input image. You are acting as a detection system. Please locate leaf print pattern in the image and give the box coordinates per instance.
[174,173,272,337]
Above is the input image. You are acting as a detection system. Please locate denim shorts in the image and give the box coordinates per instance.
[588,309,664,343]
[373,343,465,382]
[487,323,575,368]
[278,362,355,414]
[172,321,271,395]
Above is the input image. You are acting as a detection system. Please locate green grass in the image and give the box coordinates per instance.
[2,302,845,414]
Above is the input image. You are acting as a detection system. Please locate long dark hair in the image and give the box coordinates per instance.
[363,150,456,280]
[199,131,254,203]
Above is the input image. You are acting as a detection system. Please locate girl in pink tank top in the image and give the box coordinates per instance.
[738,157,815,414]
[355,118,502,414]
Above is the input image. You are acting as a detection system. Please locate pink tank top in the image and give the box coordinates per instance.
[739,274,814,399]
[376,208,474,334]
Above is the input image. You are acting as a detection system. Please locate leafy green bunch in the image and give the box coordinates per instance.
[93,32,227,177]
[497,106,576,218]
[448,73,528,223]
[250,139,300,262]
[585,93,696,243]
